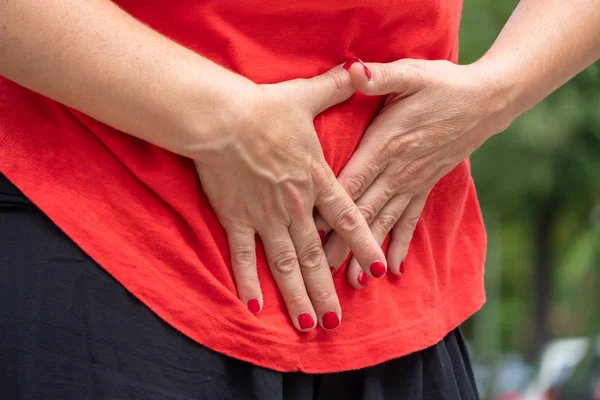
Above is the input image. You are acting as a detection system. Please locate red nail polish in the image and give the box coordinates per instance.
[342,57,372,80]
[318,230,326,245]
[370,261,386,278]
[247,299,261,314]
[298,313,315,330]
[330,266,335,275]
[399,261,405,274]
[357,271,368,287]
[322,312,340,330]
[343,57,361,71]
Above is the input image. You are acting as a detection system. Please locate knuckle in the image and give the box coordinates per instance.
[406,61,425,79]
[404,135,423,153]
[284,185,310,215]
[262,210,282,226]
[230,247,255,268]
[345,172,370,199]
[219,213,245,231]
[271,251,299,276]
[379,64,394,91]
[335,206,363,234]
[311,160,326,179]
[286,290,309,309]
[382,179,398,199]
[374,213,398,234]
[357,203,378,224]
[399,161,424,183]
[311,161,333,191]
[391,59,426,93]
[298,243,325,273]
[310,287,336,304]
[376,138,395,159]
[388,135,407,155]
[324,70,345,91]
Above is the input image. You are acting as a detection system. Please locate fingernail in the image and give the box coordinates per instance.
[357,271,368,287]
[330,266,335,275]
[399,261,405,274]
[318,230,326,245]
[298,313,316,330]
[247,299,261,314]
[370,261,386,278]
[322,312,341,330]
[342,57,372,81]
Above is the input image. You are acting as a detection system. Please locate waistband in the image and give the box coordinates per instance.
[0,172,22,195]
[0,172,34,207]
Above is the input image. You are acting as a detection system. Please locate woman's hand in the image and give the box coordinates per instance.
[193,66,388,331]
[0,0,387,332]
[317,59,513,287]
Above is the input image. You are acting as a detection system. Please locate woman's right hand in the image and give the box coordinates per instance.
[0,0,385,331]
[193,66,388,332]
[0,0,384,331]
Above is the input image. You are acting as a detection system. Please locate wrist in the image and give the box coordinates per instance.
[174,72,260,159]
[465,58,524,136]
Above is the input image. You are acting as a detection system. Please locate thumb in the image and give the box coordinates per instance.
[344,58,425,97]
[299,65,356,116]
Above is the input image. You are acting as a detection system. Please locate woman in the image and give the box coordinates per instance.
[0,0,598,399]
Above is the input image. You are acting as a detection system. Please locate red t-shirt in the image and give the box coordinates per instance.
[0,0,485,373]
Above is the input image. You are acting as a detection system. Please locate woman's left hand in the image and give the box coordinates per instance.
[317,58,514,287]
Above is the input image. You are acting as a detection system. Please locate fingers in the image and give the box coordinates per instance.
[260,226,317,332]
[345,194,409,287]
[300,65,356,116]
[227,226,263,314]
[387,193,429,274]
[315,128,388,250]
[325,176,406,271]
[336,141,388,201]
[314,168,387,278]
[345,58,426,97]
[317,165,390,266]
[322,232,350,275]
[289,218,341,331]
[313,125,391,242]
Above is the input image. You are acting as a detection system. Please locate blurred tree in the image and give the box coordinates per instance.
[460,0,600,359]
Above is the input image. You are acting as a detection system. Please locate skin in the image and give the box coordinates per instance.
[317,0,600,287]
[1,0,598,330]
[0,0,389,332]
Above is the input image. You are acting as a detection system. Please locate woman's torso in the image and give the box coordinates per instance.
[0,0,486,372]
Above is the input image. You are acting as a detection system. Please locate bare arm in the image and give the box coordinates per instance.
[0,0,390,331]
[478,0,600,119]
[316,0,600,280]
[0,0,253,156]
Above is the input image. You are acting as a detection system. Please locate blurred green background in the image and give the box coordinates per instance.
[459,0,600,398]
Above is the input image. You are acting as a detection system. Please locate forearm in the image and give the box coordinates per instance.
[475,0,600,120]
[0,0,254,156]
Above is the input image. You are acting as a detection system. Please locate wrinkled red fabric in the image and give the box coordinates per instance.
[0,0,485,373]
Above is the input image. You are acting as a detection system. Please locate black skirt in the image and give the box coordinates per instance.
[0,173,480,400]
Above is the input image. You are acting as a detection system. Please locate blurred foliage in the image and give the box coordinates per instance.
[459,0,600,356]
